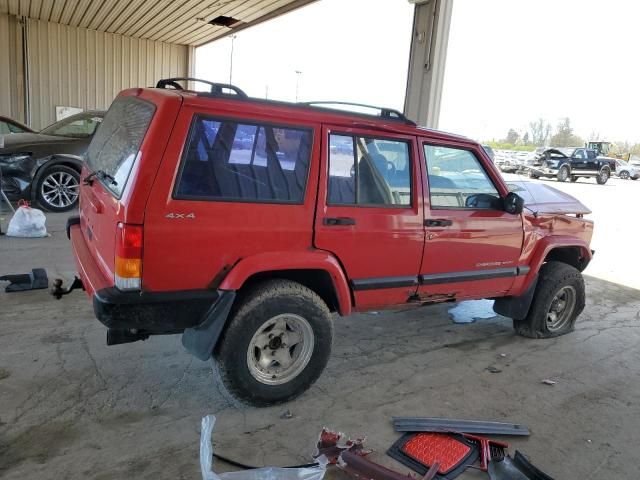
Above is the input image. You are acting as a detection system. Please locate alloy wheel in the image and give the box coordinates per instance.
[41,171,79,209]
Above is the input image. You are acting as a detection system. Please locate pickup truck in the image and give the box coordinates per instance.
[525,147,616,184]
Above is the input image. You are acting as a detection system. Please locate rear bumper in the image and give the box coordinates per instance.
[93,287,221,333]
[69,219,227,334]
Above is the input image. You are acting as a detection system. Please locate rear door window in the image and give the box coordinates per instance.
[174,116,312,203]
[86,96,155,197]
[328,133,411,206]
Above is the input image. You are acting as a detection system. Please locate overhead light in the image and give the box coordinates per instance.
[208,15,245,28]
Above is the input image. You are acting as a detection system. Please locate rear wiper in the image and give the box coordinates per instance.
[83,169,117,186]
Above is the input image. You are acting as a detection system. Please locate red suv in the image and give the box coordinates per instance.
[64,78,594,406]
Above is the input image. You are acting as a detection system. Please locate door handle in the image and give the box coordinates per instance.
[424,219,452,227]
[323,217,356,226]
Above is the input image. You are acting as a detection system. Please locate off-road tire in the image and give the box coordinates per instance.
[35,164,80,212]
[513,262,585,339]
[557,166,570,182]
[212,279,333,406]
[596,167,610,185]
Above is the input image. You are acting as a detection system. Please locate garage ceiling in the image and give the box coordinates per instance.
[0,0,317,46]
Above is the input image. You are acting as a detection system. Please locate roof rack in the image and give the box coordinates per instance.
[155,78,415,125]
[155,77,248,98]
[299,101,415,125]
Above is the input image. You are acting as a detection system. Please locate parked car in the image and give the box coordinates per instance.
[614,160,640,180]
[0,111,104,211]
[0,115,34,135]
[62,78,594,406]
[526,147,616,184]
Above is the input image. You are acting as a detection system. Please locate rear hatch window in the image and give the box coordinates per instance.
[86,96,155,197]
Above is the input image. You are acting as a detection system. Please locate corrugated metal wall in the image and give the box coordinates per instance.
[0,13,24,122]
[26,18,191,130]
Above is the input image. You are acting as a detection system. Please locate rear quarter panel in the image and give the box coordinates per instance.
[141,99,321,292]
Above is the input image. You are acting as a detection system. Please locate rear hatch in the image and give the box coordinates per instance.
[78,89,181,289]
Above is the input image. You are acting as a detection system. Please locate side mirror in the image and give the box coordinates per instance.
[504,192,524,214]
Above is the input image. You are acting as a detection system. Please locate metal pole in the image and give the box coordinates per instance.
[229,35,236,84]
[295,70,301,102]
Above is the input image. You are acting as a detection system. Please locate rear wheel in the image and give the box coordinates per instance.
[514,262,585,339]
[596,167,610,185]
[557,166,569,182]
[212,279,333,406]
[619,170,630,180]
[36,165,80,212]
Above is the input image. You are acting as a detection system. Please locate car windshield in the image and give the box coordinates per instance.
[40,113,103,138]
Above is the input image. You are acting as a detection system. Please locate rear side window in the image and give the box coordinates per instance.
[86,96,155,197]
[328,133,411,206]
[175,116,312,203]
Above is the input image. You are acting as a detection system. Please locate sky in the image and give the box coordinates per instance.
[196,0,639,143]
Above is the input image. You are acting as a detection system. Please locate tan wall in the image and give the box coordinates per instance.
[25,18,191,130]
[0,13,24,123]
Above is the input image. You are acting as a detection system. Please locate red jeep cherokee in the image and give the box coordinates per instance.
[65,78,593,406]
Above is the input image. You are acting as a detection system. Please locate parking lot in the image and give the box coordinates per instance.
[1,175,639,480]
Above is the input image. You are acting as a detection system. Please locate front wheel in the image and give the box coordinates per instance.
[212,279,333,406]
[619,170,630,180]
[557,166,569,182]
[596,168,610,185]
[514,262,585,339]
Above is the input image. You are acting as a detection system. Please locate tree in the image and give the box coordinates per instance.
[505,128,519,145]
[523,132,530,145]
[549,118,584,148]
[529,118,552,146]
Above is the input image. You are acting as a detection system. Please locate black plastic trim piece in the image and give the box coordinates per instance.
[493,273,539,321]
[351,276,418,291]
[351,266,532,292]
[66,215,80,239]
[182,290,237,361]
[93,287,220,332]
[420,267,518,285]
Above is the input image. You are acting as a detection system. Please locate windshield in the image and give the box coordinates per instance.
[40,113,103,138]
[86,96,155,197]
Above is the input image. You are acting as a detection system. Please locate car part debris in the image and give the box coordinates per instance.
[338,450,413,480]
[392,417,530,436]
[51,276,84,299]
[488,451,554,480]
[0,268,48,292]
[460,433,508,471]
[541,379,556,386]
[387,432,480,479]
[486,366,502,373]
[280,409,293,419]
[199,415,327,480]
[315,428,369,464]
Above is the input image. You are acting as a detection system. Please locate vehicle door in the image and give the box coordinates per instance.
[570,148,589,173]
[585,149,600,172]
[418,141,524,300]
[313,126,424,310]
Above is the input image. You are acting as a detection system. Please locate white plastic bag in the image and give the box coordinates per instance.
[6,204,48,238]
[200,415,327,480]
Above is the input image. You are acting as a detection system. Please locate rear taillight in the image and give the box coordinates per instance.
[115,223,143,291]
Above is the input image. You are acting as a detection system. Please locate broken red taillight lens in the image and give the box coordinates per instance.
[115,223,143,291]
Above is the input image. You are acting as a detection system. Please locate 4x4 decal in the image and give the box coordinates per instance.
[165,212,196,219]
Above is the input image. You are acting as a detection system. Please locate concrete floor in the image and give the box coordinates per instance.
[1,176,639,480]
